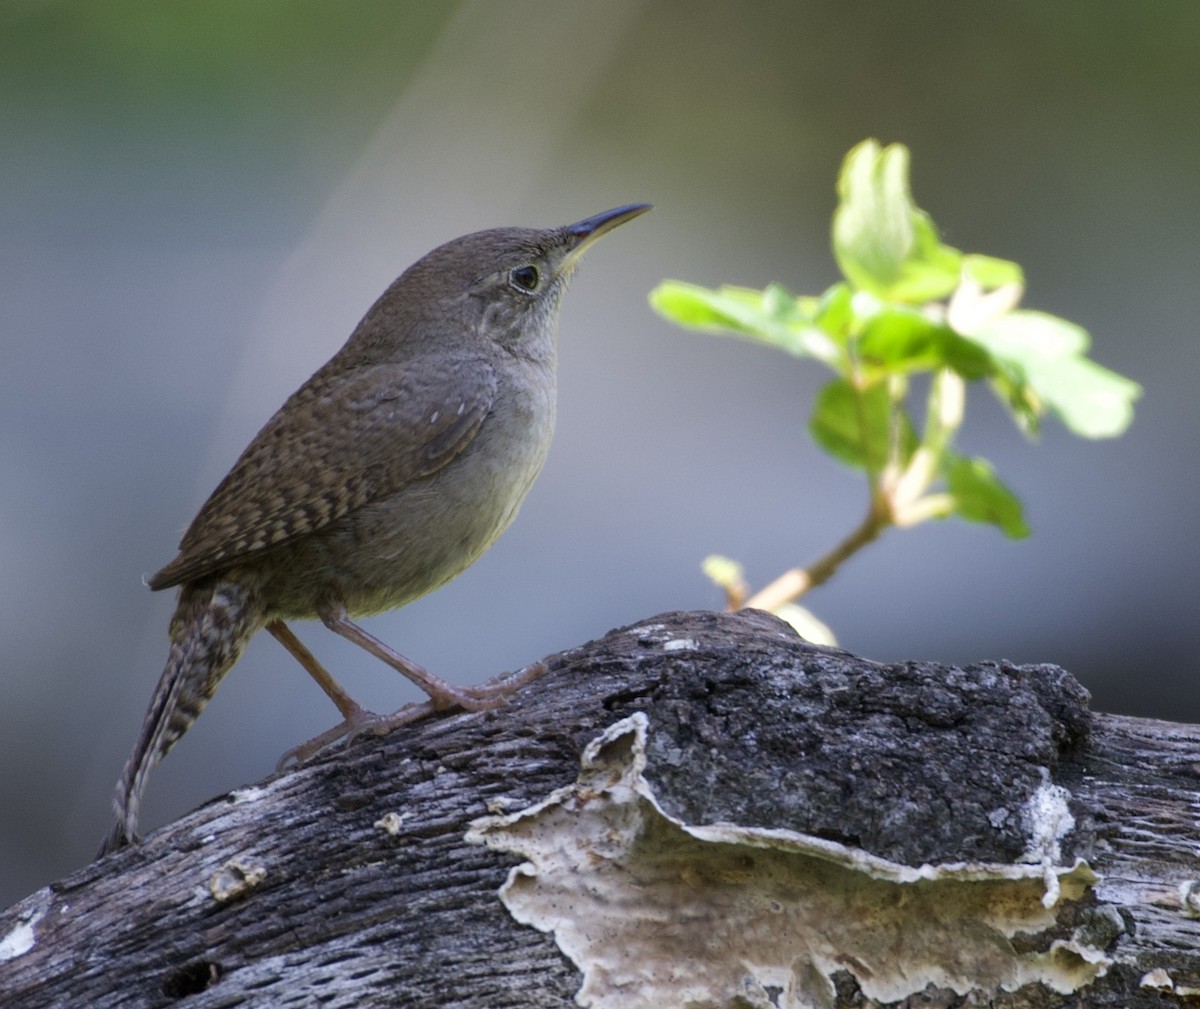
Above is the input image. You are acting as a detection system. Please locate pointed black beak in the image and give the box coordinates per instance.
[560,204,651,267]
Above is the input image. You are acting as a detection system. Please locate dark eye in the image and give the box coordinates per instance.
[509,265,540,292]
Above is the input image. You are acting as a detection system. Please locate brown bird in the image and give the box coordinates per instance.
[99,204,650,855]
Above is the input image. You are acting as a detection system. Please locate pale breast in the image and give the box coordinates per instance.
[257,355,557,619]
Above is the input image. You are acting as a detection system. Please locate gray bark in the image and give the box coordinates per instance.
[2,609,1198,1007]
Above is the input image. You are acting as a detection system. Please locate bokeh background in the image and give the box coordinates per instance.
[3,1,1197,907]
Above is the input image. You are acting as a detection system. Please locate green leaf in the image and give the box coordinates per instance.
[1032,355,1140,438]
[649,280,840,365]
[962,254,1024,290]
[943,452,1030,538]
[649,280,765,331]
[855,304,994,380]
[812,282,854,339]
[988,368,1043,438]
[832,139,962,303]
[973,309,1088,358]
[809,378,909,474]
[968,311,1141,437]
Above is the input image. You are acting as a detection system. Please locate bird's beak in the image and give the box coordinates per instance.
[559,204,651,272]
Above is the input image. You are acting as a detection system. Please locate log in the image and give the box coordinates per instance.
[2,609,1199,1007]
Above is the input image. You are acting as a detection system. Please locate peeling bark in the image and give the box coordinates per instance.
[2,610,1198,1007]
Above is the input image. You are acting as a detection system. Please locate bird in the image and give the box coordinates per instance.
[98,204,650,855]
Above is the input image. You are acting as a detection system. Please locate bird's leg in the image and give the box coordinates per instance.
[268,619,420,769]
[266,619,366,721]
[274,610,552,768]
[320,606,550,712]
[320,607,501,710]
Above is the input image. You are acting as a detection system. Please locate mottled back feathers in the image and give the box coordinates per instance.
[150,358,497,589]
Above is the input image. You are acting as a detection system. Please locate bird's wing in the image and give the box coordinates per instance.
[149,358,497,589]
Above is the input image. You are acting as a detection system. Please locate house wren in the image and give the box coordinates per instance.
[99,204,650,855]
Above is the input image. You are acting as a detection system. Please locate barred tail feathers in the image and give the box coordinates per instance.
[99,579,261,856]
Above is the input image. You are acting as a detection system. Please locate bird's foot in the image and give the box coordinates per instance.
[275,702,429,770]
[443,659,549,709]
[275,661,550,769]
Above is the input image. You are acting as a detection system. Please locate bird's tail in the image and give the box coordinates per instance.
[98,579,261,857]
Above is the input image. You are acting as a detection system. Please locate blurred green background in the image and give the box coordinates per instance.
[3,1,1197,907]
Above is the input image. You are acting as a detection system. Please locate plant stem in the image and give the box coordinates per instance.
[741,497,891,612]
[740,372,963,614]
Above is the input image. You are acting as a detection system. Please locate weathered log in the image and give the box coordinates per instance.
[2,609,1198,1007]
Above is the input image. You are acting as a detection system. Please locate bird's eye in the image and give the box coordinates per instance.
[509,265,540,292]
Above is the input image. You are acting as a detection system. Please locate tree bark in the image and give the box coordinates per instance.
[2,609,1198,1007]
